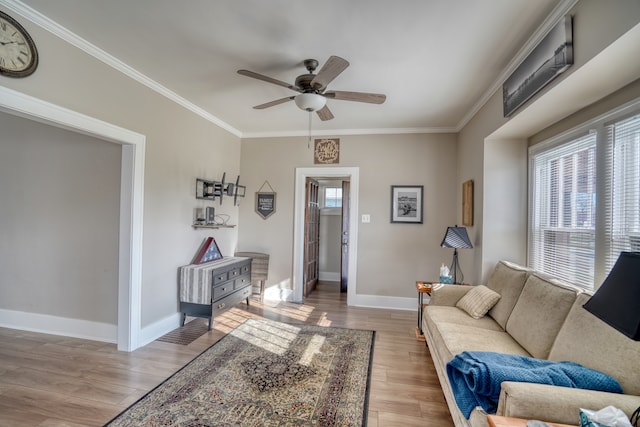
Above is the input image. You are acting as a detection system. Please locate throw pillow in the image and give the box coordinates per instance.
[456,285,501,319]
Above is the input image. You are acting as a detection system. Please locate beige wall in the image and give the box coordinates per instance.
[238,133,458,300]
[0,12,241,336]
[458,0,640,284]
[0,113,121,323]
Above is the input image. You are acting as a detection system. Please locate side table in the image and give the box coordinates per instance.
[415,281,433,341]
[487,415,577,427]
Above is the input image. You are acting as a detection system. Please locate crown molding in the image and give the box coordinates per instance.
[455,0,580,132]
[0,0,242,138]
[242,126,457,139]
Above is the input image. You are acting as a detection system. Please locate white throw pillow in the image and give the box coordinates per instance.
[456,285,501,319]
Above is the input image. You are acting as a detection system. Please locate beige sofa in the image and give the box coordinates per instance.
[422,260,640,427]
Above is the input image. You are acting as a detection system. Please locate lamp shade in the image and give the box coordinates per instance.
[583,251,640,340]
[440,226,473,249]
[294,93,326,112]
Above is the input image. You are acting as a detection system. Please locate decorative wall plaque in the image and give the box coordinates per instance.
[255,181,276,220]
[314,138,340,164]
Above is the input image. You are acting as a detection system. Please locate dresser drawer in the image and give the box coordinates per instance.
[212,282,234,300]
[213,271,229,285]
[212,286,251,316]
[234,274,251,290]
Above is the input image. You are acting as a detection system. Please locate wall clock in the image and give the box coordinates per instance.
[0,10,38,77]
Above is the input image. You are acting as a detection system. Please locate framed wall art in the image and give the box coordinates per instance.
[503,15,573,117]
[390,185,423,224]
[462,179,474,226]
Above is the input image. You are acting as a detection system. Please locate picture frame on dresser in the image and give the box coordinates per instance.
[192,236,223,264]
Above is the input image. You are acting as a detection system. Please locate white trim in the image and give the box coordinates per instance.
[319,272,340,282]
[138,312,183,348]
[0,85,145,352]
[293,167,359,305]
[349,295,417,311]
[0,0,241,138]
[0,309,117,343]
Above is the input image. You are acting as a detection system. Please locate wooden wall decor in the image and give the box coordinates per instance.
[314,138,340,164]
[462,180,474,226]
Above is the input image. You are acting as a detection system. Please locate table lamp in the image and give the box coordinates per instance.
[440,225,473,284]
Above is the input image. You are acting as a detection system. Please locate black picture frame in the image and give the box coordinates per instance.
[390,185,423,224]
[503,15,573,117]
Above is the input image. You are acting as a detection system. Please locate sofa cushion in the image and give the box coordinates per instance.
[506,273,578,359]
[424,305,505,331]
[434,321,531,362]
[549,293,640,395]
[456,285,501,319]
[486,261,531,329]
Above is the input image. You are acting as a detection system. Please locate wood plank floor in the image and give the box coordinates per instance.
[0,281,454,426]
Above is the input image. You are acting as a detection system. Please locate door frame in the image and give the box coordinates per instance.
[293,167,359,305]
[0,85,145,352]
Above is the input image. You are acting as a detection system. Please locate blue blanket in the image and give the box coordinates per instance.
[446,351,623,419]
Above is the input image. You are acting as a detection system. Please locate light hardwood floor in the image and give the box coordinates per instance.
[0,281,454,427]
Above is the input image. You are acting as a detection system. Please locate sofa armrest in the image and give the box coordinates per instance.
[429,284,474,306]
[498,381,640,425]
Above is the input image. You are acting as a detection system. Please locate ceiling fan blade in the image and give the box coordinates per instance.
[237,69,300,92]
[324,90,386,104]
[253,96,295,109]
[311,56,349,90]
[316,105,334,121]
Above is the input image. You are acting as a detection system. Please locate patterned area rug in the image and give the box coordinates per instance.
[105,318,375,426]
[156,318,209,345]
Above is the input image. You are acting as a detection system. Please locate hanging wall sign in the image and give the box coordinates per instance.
[255,181,276,220]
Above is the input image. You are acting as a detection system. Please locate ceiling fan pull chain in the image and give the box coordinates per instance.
[308,111,312,149]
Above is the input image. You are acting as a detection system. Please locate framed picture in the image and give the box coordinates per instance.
[390,185,423,224]
[503,15,573,117]
[462,180,473,226]
[193,237,223,264]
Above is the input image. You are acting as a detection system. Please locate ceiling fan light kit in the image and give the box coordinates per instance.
[237,55,386,121]
[294,93,326,112]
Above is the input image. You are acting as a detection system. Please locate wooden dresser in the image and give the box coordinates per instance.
[179,256,252,329]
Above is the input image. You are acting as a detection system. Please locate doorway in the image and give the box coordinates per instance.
[293,167,359,305]
[0,86,145,352]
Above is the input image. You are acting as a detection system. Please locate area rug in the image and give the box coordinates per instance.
[156,318,209,345]
[105,318,375,426]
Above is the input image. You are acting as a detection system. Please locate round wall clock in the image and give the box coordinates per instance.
[0,10,38,77]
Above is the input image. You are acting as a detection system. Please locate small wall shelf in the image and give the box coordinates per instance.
[192,224,236,229]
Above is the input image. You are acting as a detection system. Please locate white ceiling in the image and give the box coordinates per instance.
[10,0,567,137]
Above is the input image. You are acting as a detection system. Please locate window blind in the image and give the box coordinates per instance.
[529,104,640,289]
[605,113,640,270]
[529,133,597,288]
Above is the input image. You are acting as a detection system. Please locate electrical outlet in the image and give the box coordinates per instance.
[362,214,371,223]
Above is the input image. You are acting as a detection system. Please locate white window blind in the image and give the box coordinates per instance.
[605,113,640,268]
[529,104,640,289]
[529,133,597,288]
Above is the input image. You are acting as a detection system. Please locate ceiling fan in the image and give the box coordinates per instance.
[237,56,386,121]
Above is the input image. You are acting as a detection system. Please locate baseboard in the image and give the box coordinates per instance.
[319,272,340,281]
[0,308,117,343]
[350,294,417,311]
[138,312,183,347]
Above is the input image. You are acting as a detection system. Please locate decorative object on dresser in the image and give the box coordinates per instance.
[192,236,223,264]
[440,225,473,284]
[179,256,252,330]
